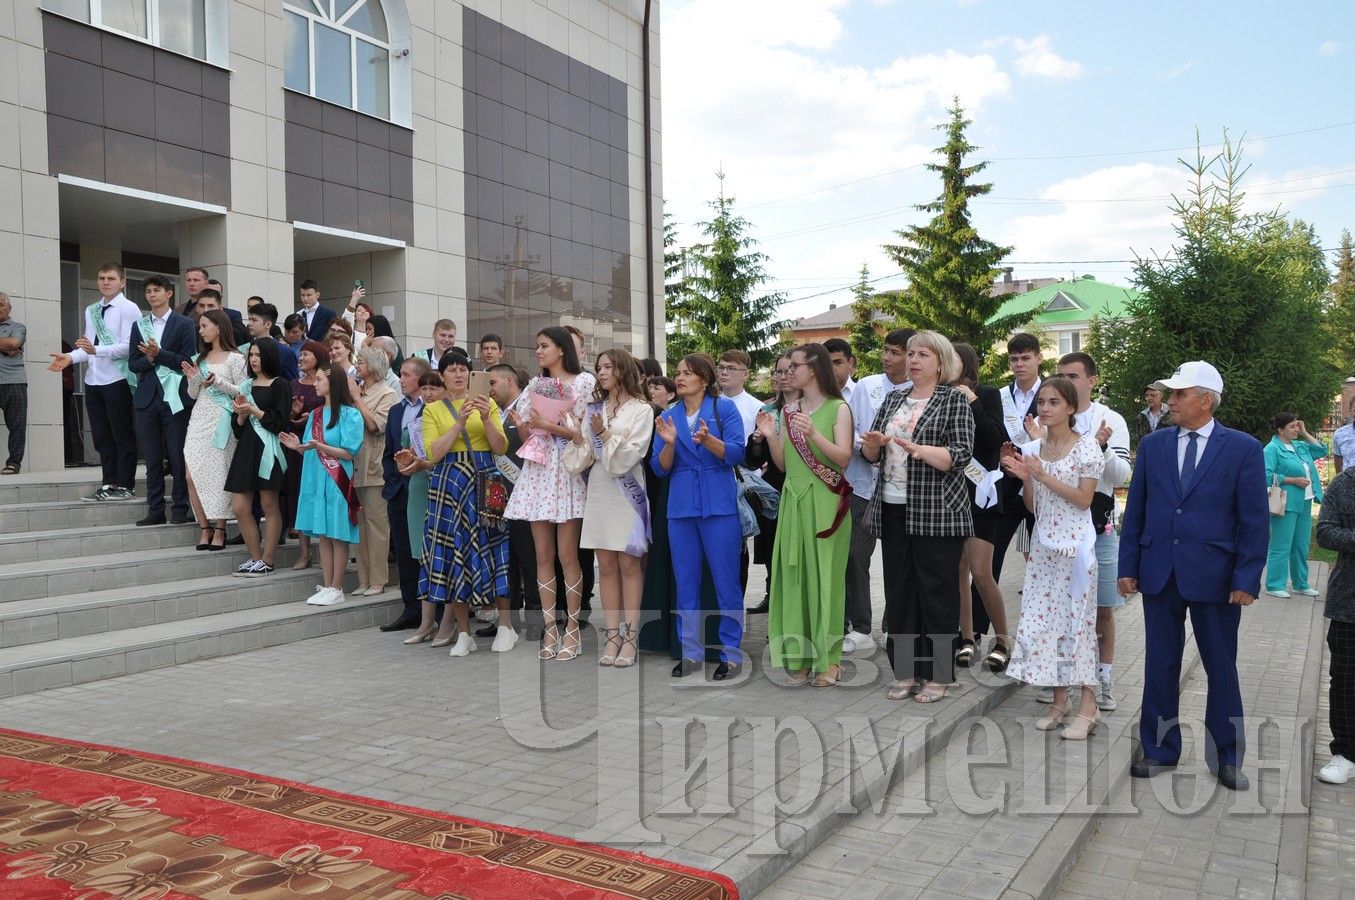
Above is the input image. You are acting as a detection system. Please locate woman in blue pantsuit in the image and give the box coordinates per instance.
[1263,412,1326,598]
[650,353,747,680]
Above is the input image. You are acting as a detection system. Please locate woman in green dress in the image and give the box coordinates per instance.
[756,343,855,687]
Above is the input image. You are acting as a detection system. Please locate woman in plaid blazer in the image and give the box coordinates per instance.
[861,331,974,703]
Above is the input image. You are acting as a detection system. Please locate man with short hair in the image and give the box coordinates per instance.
[297,280,337,341]
[180,267,245,334]
[245,303,299,379]
[380,355,432,631]
[127,275,196,525]
[1332,402,1355,475]
[1135,384,1172,445]
[0,291,27,474]
[822,338,856,402]
[48,262,140,501]
[717,350,762,439]
[479,333,505,369]
[1119,361,1267,791]
[415,319,457,364]
[839,328,914,645]
[1054,351,1132,711]
[487,362,541,637]
[282,314,307,350]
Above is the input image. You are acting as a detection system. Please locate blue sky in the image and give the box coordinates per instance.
[660,0,1355,321]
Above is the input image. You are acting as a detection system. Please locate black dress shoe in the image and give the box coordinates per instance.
[712,662,741,681]
[475,623,497,638]
[170,512,192,525]
[1216,765,1249,791]
[136,513,167,527]
[746,598,770,615]
[378,617,417,632]
[672,658,701,677]
[1130,759,1177,779]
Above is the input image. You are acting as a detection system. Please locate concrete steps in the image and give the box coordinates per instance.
[0,470,400,698]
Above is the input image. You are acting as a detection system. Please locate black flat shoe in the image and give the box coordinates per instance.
[1130,759,1177,779]
[712,662,740,681]
[746,598,770,615]
[672,658,700,678]
[475,623,497,638]
[136,513,167,527]
[1216,765,1249,791]
[225,533,245,546]
[379,617,418,632]
[170,512,192,525]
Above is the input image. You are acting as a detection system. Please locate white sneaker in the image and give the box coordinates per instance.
[305,585,330,605]
[491,626,519,652]
[312,588,345,606]
[845,630,875,654]
[1266,590,1292,599]
[449,632,478,656]
[1318,754,1355,784]
[1295,587,1321,597]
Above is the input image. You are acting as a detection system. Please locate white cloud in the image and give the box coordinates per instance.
[1319,40,1342,56]
[1157,61,1195,80]
[986,34,1085,80]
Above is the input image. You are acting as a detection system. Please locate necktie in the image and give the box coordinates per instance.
[1181,431,1199,486]
[95,304,108,345]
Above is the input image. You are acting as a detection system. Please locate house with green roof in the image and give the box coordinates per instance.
[987,275,1140,356]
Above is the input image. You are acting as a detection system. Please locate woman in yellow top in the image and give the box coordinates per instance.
[421,350,514,657]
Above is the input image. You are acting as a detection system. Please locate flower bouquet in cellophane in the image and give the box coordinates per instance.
[518,377,574,464]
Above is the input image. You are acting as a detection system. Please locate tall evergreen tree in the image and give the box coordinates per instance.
[1094,137,1333,438]
[1325,230,1355,378]
[662,211,693,365]
[881,100,1029,352]
[847,263,883,373]
[672,182,791,370]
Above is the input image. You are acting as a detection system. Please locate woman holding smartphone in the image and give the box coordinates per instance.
[180,309,246,552]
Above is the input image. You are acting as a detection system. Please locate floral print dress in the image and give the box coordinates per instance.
[503,372,597,523]
[1006,436,1105,688]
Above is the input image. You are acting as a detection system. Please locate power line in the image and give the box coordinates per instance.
[738,120,1355,211]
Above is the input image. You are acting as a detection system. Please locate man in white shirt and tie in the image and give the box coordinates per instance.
[48,262,140,502]
[297,279,337,341]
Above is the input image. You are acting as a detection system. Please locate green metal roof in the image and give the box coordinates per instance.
[987,276,1140,326]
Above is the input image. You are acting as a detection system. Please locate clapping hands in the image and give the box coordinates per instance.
[654,414,677,444]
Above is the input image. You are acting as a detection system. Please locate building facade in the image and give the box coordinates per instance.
[1,0,664,471]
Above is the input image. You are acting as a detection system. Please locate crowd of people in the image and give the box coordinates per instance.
[19,260,1355,791]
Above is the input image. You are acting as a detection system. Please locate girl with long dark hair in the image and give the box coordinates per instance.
[180,309,245,552]
[224,337,293,576]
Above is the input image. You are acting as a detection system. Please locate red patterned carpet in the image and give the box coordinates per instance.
[0,728,736,899]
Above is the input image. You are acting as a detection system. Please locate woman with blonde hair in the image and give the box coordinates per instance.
[565,348,654,667]
[328,333,356,379]
[860,330,974,704]
[351,345,399,595]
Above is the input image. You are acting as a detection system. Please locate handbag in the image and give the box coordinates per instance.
[477,468,509,528]
[1268,474,1287,517]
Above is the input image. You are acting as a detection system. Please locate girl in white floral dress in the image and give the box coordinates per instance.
[1001,377,1105,740]
[504,326,597,661]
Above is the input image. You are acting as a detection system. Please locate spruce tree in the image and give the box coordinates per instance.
[1096,137,1333,437]
[674,182,790,370]
[1325,230,1355,378]
[847,263,884,373]
[882,101,1028,353]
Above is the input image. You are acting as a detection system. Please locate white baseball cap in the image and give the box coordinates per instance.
[1156,360,1224,394]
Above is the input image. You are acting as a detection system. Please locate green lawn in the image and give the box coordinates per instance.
[1312,510,1337,564]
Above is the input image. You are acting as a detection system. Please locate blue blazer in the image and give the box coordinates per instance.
[128,311,197,411]
[1263,437,1325,507]
[381,396,417,503]
[649,395,746,519]
[304,305,338,341]
[1119,423,1269,602]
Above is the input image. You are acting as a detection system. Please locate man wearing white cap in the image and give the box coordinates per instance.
[1117,360,1268,791]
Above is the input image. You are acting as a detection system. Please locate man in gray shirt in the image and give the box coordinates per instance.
[0,291,26,474]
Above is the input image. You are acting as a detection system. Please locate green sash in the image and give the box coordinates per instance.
[138,314,185,414]
[238,378,288,480]
[88,300,136,390]
[200,364,236,450]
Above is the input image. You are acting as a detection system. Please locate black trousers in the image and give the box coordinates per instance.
[0,383,26,467]
[973,501,1034,638]
[1330,619,1355,759]
[387,493,421,622]
[844,493,877,633]
[509,519,539,613]
[134,400,189,517]
[881,502,966,685]
[63,389,85,465]
[85,382,137,489]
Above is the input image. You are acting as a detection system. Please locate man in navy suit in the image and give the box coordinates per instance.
[379,355,431,630]
[128,275,197,526]
[297,280,337,341]
[1118,361,1268,791]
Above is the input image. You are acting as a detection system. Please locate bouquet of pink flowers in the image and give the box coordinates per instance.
[519,377,575,464]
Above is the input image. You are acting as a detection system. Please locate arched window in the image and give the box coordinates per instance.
[284,0,395,120]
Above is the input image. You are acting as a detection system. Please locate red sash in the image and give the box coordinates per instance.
[312,409,363,525]
[785,402,851,538]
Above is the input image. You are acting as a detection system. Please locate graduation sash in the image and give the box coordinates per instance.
[312,407,362,524]
[587,400,650,556]
[88,301,136,389]
[138,314,185,414]
[239,379,288,480]
[784,401,851,538]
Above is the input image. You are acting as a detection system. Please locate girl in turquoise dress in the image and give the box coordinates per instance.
[756,343,854,687]
[282,368,365,607]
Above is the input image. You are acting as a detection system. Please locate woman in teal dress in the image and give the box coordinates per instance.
[282,368,365,607]
[756,343,854,687]
[1263,412,1327,598]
